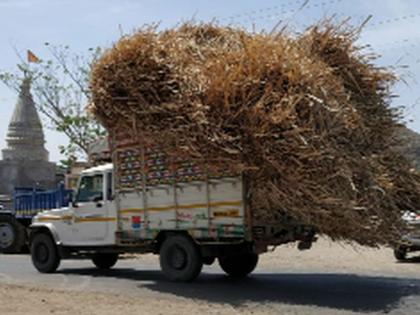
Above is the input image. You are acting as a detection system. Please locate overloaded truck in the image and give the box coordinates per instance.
[29,134,316,282]
[0,185,72,253]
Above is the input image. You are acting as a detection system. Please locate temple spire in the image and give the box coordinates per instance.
[2,77,49,161]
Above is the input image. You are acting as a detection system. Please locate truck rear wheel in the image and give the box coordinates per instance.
[159,235,203,282]
[92,253,119,269]
[0,216,26,253]
[218,253,258,278]
[31,233,60,273]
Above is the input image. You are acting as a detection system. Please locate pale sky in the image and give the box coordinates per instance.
[1,0,420,162]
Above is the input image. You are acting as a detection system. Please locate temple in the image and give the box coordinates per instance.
[0,77,56,195]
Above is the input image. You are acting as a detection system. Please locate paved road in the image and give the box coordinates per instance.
[1,254,420,314]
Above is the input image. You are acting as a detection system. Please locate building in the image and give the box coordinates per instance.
[63,137,111,190]
[65,161,89,189]
[0,77,56,197]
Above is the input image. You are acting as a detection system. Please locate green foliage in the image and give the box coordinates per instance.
[0,45,106,167]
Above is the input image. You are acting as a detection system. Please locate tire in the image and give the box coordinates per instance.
[159,235,203,282]
[394,246,407,261]
[0,216,26,253]
[92,253,119,269]
[219,253,259,278]
[30,233,60,273]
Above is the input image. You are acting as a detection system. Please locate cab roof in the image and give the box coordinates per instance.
[81,163,113,174]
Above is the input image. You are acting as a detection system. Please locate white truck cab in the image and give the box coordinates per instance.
[32,163,116,247]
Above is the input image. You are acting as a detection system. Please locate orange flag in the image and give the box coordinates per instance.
[27,50,40,63]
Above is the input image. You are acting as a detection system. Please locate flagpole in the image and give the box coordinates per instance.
[26,50,41,82]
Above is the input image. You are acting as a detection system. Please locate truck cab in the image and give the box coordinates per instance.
[32,163,116,246]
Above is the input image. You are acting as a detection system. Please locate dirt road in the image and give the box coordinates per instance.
[0,239,419,315]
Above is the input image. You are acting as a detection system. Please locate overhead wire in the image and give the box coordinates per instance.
[220,0,307,23]
[221,0,344,27]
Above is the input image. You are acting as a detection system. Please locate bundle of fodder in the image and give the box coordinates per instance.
[89,22,420,246]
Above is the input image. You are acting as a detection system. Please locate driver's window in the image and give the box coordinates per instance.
[76,174,103,202]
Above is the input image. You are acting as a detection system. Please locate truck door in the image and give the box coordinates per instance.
[73,173,110,244]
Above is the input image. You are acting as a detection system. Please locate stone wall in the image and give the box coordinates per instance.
[0,160,56,195]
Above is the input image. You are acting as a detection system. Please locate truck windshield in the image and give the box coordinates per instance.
[76,174,103,202]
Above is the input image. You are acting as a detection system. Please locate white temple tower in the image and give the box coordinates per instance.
[0,77,56,195]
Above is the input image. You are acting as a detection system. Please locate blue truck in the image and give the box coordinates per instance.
[0,184,73,253]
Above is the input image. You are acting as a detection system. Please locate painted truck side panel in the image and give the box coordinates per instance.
[146,186,177,231]
[175,183,208,230]
[117,176,244,242]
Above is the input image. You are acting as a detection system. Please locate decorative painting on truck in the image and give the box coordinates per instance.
[117,176,245,240]
[109,128,245,241]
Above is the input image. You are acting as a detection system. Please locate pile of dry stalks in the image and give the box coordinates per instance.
[89,22,420,246]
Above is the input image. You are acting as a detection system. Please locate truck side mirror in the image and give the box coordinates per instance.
[92,193,103,208]
[92,194,103,202]
[70,195,78,208]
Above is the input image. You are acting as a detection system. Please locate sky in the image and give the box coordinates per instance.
[1,0,420,162]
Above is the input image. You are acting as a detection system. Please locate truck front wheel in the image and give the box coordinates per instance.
[394,246,408,261]
[218,253,258,278]
[159,235,203,282]
[0,216,26,254]
[31,233,61,273]
[92,253,119,269]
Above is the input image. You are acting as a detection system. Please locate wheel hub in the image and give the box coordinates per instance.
[0,223,14,249]
[169,246,187,270]
[36,244,49,263]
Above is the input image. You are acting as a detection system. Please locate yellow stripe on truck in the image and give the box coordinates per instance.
[37,216,116,223]
[119,200,242,214]
[37,216,62,221]
[35,200,242,222]
[74,217,117,223]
